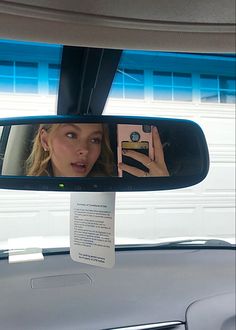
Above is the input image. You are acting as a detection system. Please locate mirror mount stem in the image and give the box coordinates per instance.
[57,46,122,116]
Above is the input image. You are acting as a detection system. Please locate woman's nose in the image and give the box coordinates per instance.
[76,142,89,155]
[78,149,88,155]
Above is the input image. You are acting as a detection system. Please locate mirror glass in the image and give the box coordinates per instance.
[0,119,208,179]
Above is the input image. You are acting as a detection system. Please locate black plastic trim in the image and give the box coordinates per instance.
[57,46,122,115]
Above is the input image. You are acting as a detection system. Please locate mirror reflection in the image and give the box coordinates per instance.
[28,123,113,177]
[0,122,203,178]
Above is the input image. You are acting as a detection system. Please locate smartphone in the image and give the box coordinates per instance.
[117,124,154,177]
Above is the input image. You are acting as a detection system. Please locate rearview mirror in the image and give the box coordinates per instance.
[0,115,209,191]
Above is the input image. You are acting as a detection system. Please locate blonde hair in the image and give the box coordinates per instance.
[26,123,114,177]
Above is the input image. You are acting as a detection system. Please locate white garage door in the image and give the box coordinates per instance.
[0,44,235,247]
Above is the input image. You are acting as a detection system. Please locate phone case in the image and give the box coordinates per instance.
[117,124,154,177]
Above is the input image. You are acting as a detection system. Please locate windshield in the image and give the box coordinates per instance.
[0,40,235,254]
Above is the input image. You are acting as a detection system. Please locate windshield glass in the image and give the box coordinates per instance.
[0,40,235,253]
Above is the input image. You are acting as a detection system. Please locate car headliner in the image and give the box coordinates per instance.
[0,0,235,52]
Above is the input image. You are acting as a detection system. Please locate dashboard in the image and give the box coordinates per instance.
[0,248,235,329]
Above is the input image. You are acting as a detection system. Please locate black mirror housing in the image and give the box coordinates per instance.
[0,115,209,192]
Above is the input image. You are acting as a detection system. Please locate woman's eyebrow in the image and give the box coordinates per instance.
[61,124,81,130]
[61,124,103,134]
[90,130,103,135]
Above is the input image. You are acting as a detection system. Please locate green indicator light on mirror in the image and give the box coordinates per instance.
[58,183,65,189]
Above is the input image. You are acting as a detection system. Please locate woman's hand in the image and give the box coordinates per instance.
[118,126,169,177]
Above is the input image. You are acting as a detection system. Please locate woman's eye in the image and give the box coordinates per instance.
[66,132,77,139]
[91,137,102,144]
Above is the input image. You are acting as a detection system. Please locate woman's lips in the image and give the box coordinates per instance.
[71,162,88,174]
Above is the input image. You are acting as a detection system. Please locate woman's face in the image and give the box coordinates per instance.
[41,123,103,177]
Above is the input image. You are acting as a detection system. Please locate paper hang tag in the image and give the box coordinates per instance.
[70,192,116,268]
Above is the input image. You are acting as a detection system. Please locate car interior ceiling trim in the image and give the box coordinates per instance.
[107,321,184,330]
[0,1,234,33]
[0,17,234,52]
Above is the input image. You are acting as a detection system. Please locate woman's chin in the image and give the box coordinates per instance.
[53,170,87,177]
[70,164,89,176]
[53,165,91,177]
